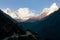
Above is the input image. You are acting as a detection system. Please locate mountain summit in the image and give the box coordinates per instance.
[39,3,59,18]
[27,3,59,21]
[48,3,59,15]
[2,8,35,22]
[1,8,17,18]
[1,3,59,22]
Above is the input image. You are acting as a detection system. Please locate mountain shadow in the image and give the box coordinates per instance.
[0,10,40,40]
[33,8,60,40]
[20,8,60,40]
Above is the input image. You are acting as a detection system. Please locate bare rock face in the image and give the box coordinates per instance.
[0,10,40,40]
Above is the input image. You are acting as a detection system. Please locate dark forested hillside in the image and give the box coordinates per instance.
[20,9,60,40]
[0,10,40,40]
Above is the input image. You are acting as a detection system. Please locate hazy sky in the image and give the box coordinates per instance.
[0,0,60,13]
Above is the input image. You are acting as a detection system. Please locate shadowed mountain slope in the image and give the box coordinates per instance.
[0,10,40,40]
[20,8,60,40]
[32,8,60,40]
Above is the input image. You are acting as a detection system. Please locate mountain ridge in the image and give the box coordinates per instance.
[26,3,59,22]
[19,8,60,40]
[1,3,59,22]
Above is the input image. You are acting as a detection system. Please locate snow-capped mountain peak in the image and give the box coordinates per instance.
[47,3,59,15]
[38,3,59,18]
[50,3,58,9]
[1,3,59,22]
[1,8,36,22]
[27,3,59,21]
[2,8,17,18]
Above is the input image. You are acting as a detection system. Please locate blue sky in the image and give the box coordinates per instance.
[0,0,60,13]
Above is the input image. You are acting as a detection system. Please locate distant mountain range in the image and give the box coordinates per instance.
[20,8,60,40]
[25,3,59,22]
[0,2,60,40]
[1,3,59,22]
[0,10,40,40]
